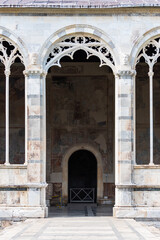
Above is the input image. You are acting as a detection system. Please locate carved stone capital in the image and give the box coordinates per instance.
[148,71,154,77]
[5,69,11,77]
[23,68,47,77]
[116,70,136,77]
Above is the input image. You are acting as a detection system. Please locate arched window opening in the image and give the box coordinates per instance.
[0,38,25,165]
[46,48,115,205]
[0,63,5,164]
[9,60,25,164]
[136,58,149,164]
[68,150,97,203]
[153,57,160,164]
[135,37,160,165]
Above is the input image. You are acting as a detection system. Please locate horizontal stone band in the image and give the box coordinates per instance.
[0,183,48,189]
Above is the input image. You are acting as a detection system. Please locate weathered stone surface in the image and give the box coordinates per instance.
[0,0,160,8]
[0,6,160,219]
[0,216,158,240]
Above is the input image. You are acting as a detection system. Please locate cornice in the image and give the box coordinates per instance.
[0,7,160,15]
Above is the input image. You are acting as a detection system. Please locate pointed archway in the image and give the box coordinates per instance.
[45,33,115,207]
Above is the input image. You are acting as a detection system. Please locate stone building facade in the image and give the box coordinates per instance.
[0,1,160,219]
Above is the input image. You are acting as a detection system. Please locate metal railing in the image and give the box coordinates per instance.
[70,188,95,203]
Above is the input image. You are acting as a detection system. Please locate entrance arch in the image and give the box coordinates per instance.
[68,150,97,203]
[62,144,103,204]
[45,32,115,207]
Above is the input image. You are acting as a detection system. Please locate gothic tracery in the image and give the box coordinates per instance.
[45,35,115,70]
[0,37,24,71]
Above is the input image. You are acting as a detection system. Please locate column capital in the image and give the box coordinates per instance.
[23,67,47,77]
[148,71,154,77]
[5,69,10,77]
[115,70,136,78]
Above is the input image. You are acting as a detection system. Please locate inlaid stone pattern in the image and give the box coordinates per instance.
[0,215,159,240]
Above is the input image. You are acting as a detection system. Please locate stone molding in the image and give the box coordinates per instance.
[0,164,27,169]
[4,70,10,77]
[62,143,103,203]
[116,70,136,77]
[0,1,159,8]
[0,183,48,188]
[134,164,160,169]
[23,69,47,77]
[116,184,160,189]
[148,71,154,77]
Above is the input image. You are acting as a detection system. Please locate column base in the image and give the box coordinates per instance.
[113,206,160,219]
[0,206,48,220]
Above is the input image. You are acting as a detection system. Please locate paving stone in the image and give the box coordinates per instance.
[0,206,160,240]
[0,217,159,240]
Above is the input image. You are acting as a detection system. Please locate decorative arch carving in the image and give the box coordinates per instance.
[131,26,160,68]
[0,32,26,165]
[44,34,115,72]
[62,143,103,204]
[136,37,160,68]
[0,26,28,67]
[0,37,24,71]
[40,24,118,72]
[134,33,160,166]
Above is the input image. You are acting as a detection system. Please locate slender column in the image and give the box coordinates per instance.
[24,73,28,165]
[115,74,118,187]
[41,72,47,207]
[148,70,154,165]
[5,69,10,165]
[133,73,136,165]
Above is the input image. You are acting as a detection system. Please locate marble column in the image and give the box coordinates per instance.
[114,70,135,217]
[24,68,48,217]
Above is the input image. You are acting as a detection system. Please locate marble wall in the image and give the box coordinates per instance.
[1,6,160,218]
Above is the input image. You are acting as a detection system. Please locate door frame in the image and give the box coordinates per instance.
[62,143,103,204]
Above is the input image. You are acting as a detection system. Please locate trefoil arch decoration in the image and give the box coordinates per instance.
[136,38,160,69]
[0,36,25,166]
[135,36,160,166]
[0,37,24,72]
[44,35,115,72]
